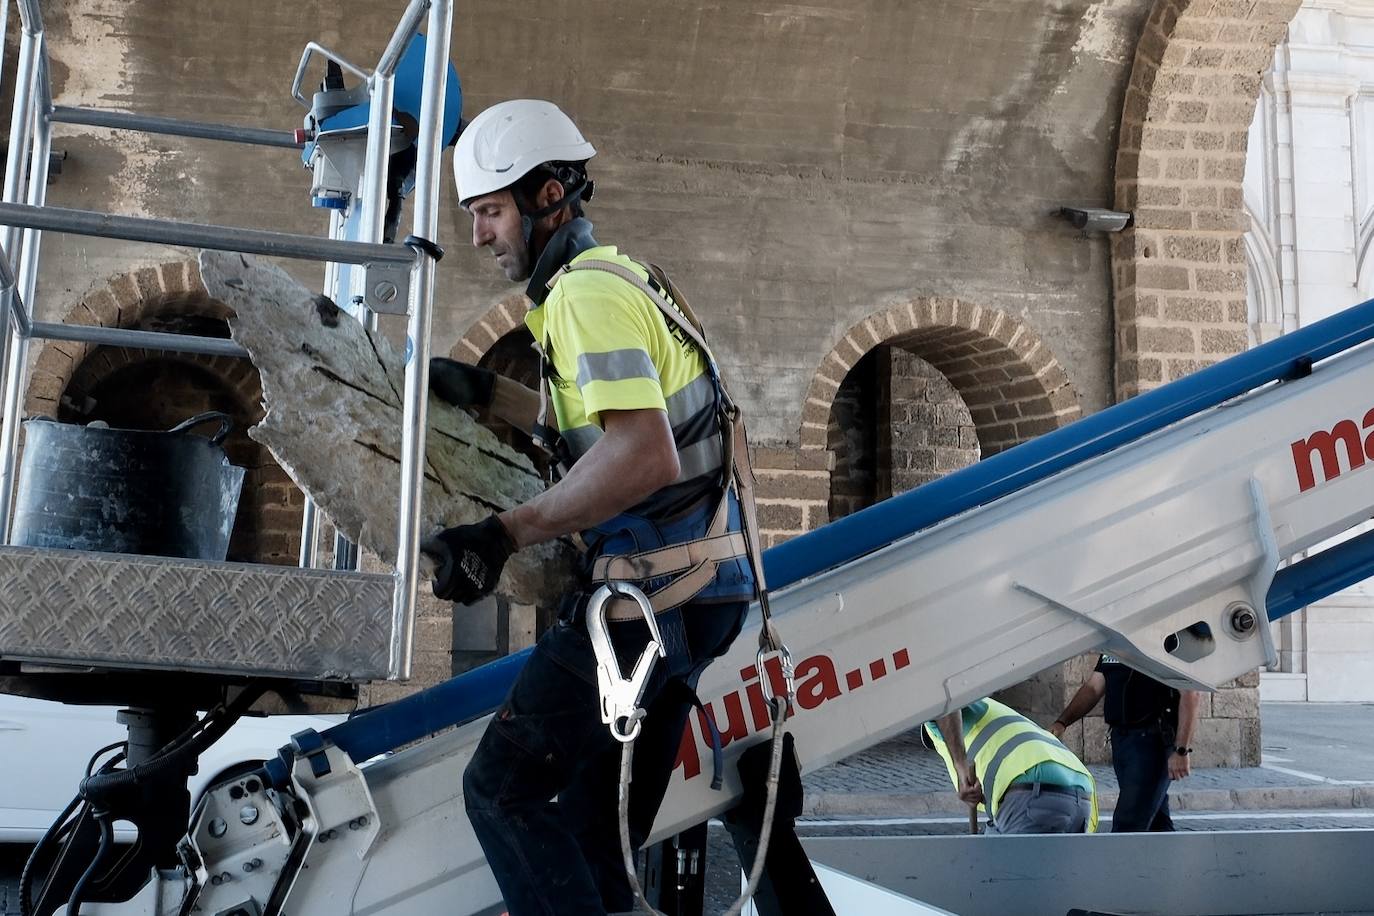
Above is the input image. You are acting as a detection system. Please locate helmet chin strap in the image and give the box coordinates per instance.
[518,178,595,251]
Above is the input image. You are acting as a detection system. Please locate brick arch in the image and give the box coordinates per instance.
[1112,0,1301,399]
[450,293,529,362]
[25,259,302,565]
[799,297,1082,456]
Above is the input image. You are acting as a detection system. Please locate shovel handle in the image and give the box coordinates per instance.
[967,762,979,834]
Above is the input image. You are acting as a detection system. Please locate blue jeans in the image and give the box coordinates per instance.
[463,597,748,916]
[1109,723,1175,832]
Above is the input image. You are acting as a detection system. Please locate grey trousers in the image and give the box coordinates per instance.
[985,784,1091,834]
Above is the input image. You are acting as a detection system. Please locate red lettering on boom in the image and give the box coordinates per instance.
[674,646,912,780]
[1292,415,1370,492]
[795,655,842,710]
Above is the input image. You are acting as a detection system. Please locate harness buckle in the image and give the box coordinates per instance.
[586,581,668,743]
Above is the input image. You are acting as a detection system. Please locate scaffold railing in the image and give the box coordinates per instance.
[0,0,454,684]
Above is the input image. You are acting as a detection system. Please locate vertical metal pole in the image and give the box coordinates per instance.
[358,72,395,252]
[0,48,49,541]
[327,65,397,574]
[298,496,321,567]
[0,0,12,106]
[0,25,42,542]
[389,0,451,679]
[0,14,37,262]
[0,20,40,432]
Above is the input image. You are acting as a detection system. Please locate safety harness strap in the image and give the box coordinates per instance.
[591,531,747,582]
[548,259,781,653]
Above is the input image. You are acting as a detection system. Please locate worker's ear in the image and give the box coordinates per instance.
[535,177,565,211]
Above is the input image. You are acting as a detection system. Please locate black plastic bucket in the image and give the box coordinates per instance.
[12,411,247,561]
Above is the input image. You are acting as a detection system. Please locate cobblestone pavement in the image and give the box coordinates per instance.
[803,703,1374,817]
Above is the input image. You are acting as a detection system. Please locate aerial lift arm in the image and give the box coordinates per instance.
[89,297,1374,916]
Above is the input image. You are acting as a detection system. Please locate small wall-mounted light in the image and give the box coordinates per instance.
[1059,206,1132,233]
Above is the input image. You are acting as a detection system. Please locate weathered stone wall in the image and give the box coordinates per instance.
[22,0,1144,444]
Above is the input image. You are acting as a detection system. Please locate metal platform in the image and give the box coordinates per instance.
[0,545,393,681]
[0,0,455,688]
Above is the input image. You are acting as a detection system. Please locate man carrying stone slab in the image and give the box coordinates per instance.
[422,99,763,916]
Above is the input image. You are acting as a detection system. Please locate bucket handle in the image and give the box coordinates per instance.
[167,411,234,446]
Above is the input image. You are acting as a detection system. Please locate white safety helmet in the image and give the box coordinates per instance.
[452,99,596,206]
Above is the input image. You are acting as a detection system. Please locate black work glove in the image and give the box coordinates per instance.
[420,515,517,604]
[429,357,496,410]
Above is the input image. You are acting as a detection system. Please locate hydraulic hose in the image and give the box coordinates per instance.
[65,815,113,915]
[80,687,264,805]
[18,793,81,916]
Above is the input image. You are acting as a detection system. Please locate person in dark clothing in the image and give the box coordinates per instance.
[1051,655,1201,832]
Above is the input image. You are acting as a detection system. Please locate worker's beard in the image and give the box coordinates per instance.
[497,238,533,282]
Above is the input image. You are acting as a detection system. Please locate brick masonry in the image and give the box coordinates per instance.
[828,347,980,520]
[18,260,303,566]
[1113,0,1302,400]
[1101,0,1291,763]
[799,297,1082,460]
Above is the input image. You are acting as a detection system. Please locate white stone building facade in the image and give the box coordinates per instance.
[1246,0,1374,701]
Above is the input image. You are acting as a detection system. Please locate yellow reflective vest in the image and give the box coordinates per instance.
[924,698,1099,833]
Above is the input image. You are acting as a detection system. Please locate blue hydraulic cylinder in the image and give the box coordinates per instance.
[1267,528,1374,622]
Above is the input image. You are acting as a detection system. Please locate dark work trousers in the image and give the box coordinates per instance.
[1108,723,1175,832]
[463,597,748,916]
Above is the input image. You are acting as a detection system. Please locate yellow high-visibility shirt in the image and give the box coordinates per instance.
[526,246,722,517]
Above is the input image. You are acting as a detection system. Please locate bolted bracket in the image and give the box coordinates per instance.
[361,261,411,315]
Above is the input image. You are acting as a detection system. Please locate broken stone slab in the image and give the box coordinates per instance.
[197,250,578,609]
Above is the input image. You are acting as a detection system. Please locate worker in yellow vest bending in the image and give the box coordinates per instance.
[924,697,1098,834]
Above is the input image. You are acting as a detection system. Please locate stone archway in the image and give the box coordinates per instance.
[737,296,1083,549]
[25,260,302,565]
[1112,0,1302,399]
[451,293,529,362]
[800,296,1082,457]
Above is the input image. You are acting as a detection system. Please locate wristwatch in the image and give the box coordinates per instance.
[1174,746,1192,757]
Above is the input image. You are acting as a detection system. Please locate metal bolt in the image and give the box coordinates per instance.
[372,280,399,304]
[242,857,263,873]
[348,816,369,830]
[1231,606,1257,634]
[208,817,228,839]
[210,873,223,886]
[239,804,260,826]
[220,872,233,884]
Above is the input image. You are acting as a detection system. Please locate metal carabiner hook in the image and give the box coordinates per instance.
[586,582,668,743]
[756,643,796,713]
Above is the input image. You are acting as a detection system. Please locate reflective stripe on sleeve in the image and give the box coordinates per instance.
[576,348,659,387]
